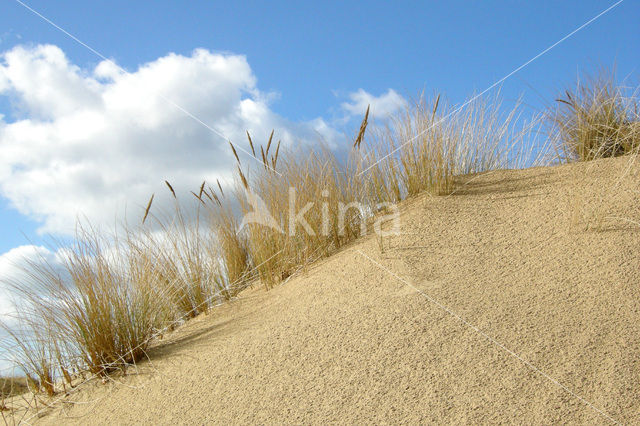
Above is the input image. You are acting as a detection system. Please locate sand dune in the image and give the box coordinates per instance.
[13,156,640,424]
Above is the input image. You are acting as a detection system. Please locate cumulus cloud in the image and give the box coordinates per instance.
[0,244,73,371]
[0,244,63,314]
[341,88,407,120]
[0,44,338,235]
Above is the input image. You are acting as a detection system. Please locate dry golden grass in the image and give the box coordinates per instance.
[0,68,635,398]
[203,183,251,296]
[549,69,639,162]
[359,91,549,208]
[230,130,368,289]
[0,223,190,392]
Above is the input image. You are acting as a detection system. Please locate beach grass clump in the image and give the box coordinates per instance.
[550,70,639,162]
[1,319,56,398]
[139,184,235,318]
[1,225,171,379]
[361,92,544,203]
[0,198,234,392]
[230,131,367,289]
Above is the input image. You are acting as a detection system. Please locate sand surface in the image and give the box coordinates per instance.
[11,156,640,424]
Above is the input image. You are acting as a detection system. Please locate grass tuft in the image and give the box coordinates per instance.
[549,69,639,162]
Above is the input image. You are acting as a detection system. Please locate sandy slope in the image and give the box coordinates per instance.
[17,156,640,424]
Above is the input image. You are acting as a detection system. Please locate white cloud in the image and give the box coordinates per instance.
[341,88,407,120]
[0,245,44,372]
[0,245,65,328]
[0,70,7,92]
[0,244,60,291]
[0,44,338,235]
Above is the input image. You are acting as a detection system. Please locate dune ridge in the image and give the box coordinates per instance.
[5,155,636,425]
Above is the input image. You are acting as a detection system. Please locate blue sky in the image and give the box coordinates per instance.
[0,0,638,255]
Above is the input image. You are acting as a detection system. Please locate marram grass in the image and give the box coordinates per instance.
[1,69,637,396]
